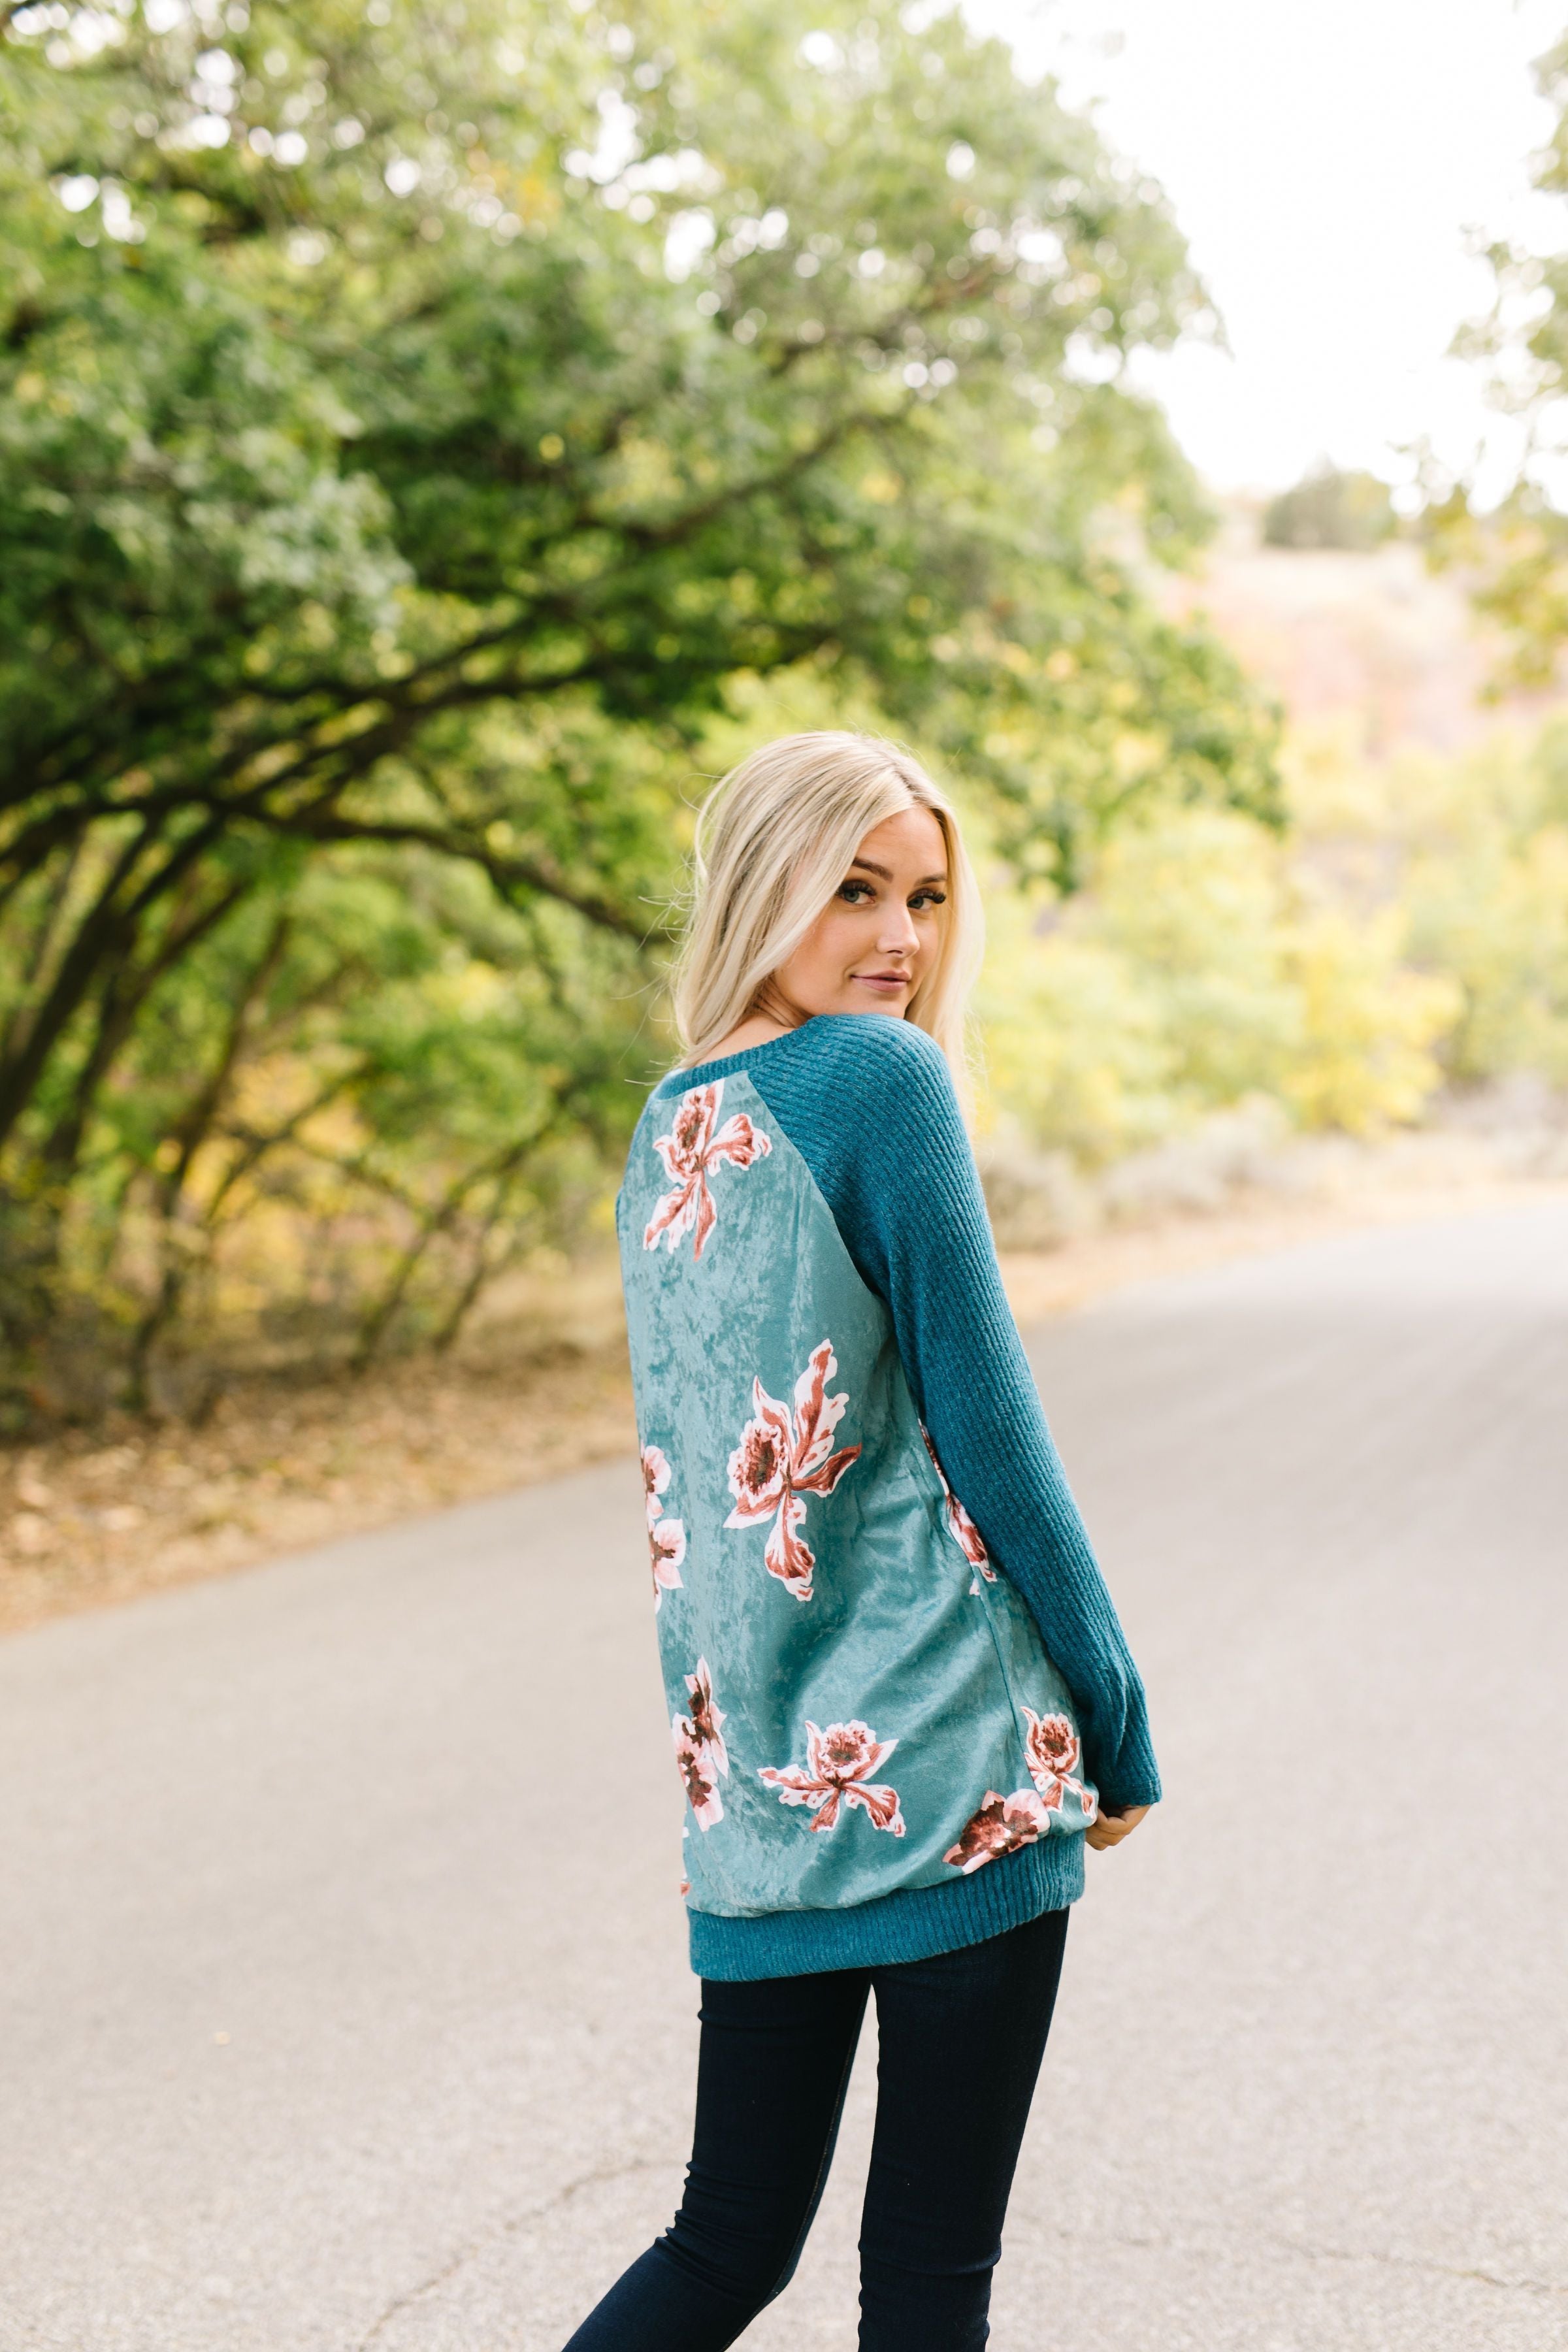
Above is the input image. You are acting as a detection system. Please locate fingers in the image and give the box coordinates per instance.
[1085,1801,1151,1852]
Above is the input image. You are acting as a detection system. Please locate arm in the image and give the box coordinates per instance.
[799,1019,1161,1812]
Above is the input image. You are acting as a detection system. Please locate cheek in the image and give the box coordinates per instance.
[817,908,870,965]
[787,907,861,983]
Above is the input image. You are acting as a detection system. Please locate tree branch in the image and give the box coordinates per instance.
[126,911,293,1407]
[0,815,162,1152]
[247,808,666,941]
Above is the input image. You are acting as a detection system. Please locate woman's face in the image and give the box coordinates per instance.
[767,805,949,1024]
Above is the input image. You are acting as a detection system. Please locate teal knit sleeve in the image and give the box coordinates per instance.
[747,1015,1162,1814]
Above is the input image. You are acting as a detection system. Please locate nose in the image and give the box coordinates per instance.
[877,899,919,958]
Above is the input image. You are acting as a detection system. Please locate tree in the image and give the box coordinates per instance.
[0,0,1277,1408]
[1428,29,1568,684]
[1263,464,1394,552]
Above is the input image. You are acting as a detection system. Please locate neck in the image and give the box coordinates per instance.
[692,1009,798,1065]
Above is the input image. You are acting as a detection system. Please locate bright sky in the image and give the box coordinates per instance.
[968,0,1567,497]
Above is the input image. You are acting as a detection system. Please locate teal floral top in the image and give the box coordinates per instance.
[616,1014,1159,1981]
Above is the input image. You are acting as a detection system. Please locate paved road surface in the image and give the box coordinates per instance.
[3,1204,1567,2352]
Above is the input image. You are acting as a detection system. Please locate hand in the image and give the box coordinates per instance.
[1085,1801,1151,1852]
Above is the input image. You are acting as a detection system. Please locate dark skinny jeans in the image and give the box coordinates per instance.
[563,1906,1069,2352]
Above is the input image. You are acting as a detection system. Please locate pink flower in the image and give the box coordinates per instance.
[1021,1707,1096,1820]
[1022,1707,1077,1793]
[724,1339,862,1601]
[674,1721,724,1828]
[921,1424,994,1582]
[644,1080,770,1260]
[945,1712,1097,1874]
[641,1443,686,1610]
[642,1444,672,1515]
[673,1656,728,1831]
[943,1788,1052,1874]
[649,1518,685,1605]
[683,1657,728,1777]
[759,1718,905,1836]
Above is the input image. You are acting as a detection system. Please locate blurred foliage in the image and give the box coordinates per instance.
[5,0,1566,1431]
[1391,726,1568,1086]
[1428,31,1568,683]
[977,721,1568,1161]
[0,0,1282,1418]
[1262,465,1395,553]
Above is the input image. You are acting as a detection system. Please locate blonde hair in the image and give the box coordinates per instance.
[672,731,984,1086]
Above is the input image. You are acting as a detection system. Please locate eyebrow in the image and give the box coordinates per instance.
[849,857,949,886]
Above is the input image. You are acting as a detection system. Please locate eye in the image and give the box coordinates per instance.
[909,889,947,911]
[837,880,875,905]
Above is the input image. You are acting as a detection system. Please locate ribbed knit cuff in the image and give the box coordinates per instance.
[1095,1715,1162,1814]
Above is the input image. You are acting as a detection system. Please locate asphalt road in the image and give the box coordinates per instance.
[3,1203,1567,2352]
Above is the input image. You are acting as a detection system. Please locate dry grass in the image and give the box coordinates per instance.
[0,1338,636,1641]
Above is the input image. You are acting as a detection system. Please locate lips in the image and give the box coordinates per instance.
[853,971,910,990]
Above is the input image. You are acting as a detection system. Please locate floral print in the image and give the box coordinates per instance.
[644,1079,770,1260]
[683,1656,730,1776]
[943,1706,1096,1873]
[674,1726,723,1828]
[623,1059,1119,1923]
[921,1423,994,1585]
[673,1656,729,1831]
[724,1339,862,1601]
[1022,1707,1094,1816]
[759,1719,906,1835]
[943,1788,1053,1874]
[642,1444,687,1609]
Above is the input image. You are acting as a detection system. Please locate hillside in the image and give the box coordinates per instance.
[1159,519,1564,756]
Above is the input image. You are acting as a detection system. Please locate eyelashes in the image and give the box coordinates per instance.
[836,884,947,909]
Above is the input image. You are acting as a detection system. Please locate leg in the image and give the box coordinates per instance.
[858,1907,1070,2351]
[563,1964,870,2352]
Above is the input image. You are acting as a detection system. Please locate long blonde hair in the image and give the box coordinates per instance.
[672,731,984,1086]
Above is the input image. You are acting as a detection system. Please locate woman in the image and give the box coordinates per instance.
[567,732,1158,2351]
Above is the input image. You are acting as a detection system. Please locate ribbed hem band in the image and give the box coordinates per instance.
[687,1830,1086,1981]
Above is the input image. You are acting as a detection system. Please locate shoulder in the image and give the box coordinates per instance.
[796,1021,966,1168]
[762,1019,971,1214]
[792,1015,958,1114]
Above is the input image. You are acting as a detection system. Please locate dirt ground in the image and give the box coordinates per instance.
[4,1162,1563,1641]
[0,1338,636,1641]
